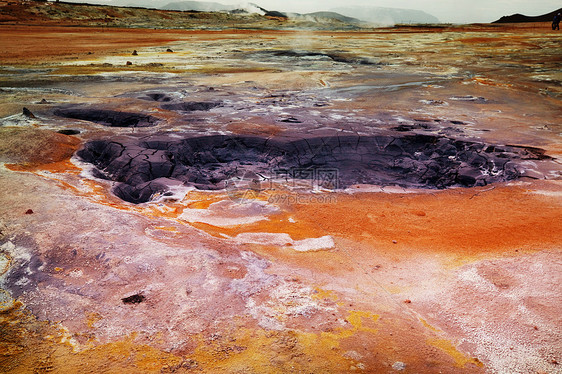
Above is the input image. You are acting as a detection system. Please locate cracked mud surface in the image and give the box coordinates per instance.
[0,23,561,374]
[77,133,552,203]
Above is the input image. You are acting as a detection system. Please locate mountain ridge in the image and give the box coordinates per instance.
[493,7,562,23]
[0,0,364,30]
[331,6,439,25]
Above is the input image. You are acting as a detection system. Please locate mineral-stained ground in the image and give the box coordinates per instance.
[0,20,561,374]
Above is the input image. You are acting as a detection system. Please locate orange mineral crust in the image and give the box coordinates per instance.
[291,184,562,256]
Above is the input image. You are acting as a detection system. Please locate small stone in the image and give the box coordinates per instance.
[39,98,49,104]
[166,48,174,52]
[392,240,398,244]
[122,293,144,304]
[132,50,138,55]
[22,107,35,118]
[404,299,411,304]
[25,209,34,214]
[392,361,406,371]
[126,61,133,66]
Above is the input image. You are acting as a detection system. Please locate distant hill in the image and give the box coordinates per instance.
[331,6,439,25]
[112,0,169,9]
[159,2,288,18]
[289,12,362,25]
[160,1,233,12]
[0,0,367,30]
[493,8,562,23]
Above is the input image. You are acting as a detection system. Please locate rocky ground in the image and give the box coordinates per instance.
[0,19,561,374]
[0,0,362,30]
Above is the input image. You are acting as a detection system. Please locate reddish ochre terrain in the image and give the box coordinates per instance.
[0,8,561,374]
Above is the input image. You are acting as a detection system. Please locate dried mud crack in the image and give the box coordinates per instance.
[77,133,552,204]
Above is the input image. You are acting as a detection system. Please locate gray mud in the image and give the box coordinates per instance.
[77,133,551,204]
[54,108,158,128]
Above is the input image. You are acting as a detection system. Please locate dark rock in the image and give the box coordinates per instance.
[132,50,138,56]
[122,294,144,304]
[23,107,35,118]
[166,48,174,52]
[126,61,133,66]
[39,99,49,104]
[25,209,34,214]
[57,129,81,135]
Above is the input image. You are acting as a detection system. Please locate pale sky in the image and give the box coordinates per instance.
[74,0,562,24]
[247,0,561,23]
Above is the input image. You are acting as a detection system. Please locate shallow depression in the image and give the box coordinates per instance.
[54,107,158,128]
[76,133,553,204]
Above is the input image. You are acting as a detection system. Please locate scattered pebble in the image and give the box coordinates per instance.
[22,107,35,118]
[122,293,145,304]
[25,209,33,215]
[132,50,138,55]
[392,361,406,371]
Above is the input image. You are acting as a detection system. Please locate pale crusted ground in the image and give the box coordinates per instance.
[0,24,561,373]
